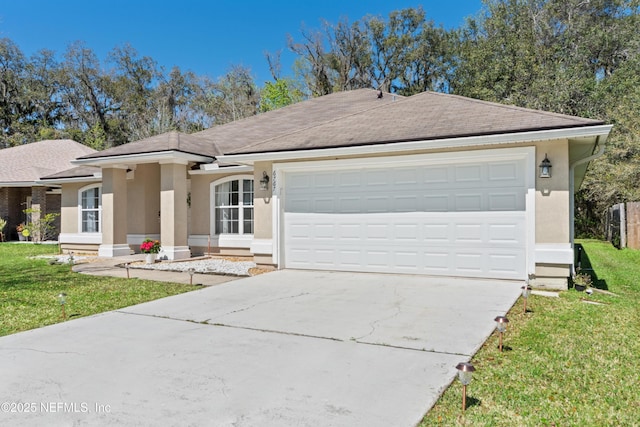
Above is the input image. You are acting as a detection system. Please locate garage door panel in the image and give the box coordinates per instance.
[488,162,519,181]
[489,193,520,210]
[454,223,483,242]
[283,156,528,280]
[423,252,449,270]
[454,252,483,271]
[366,223,390,240]
[454,165,483,184]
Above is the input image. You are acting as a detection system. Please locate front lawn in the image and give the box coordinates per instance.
[421,239,640,426]
[0,243,199,337]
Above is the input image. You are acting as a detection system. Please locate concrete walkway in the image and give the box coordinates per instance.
[0,267,523,426]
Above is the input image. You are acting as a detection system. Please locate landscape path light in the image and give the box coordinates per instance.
[187,267,196,285]
[58,292,67,320]
[455,362,476,411]
[521,285,532,313]
[494,316,509,352]
[125,263,130,279]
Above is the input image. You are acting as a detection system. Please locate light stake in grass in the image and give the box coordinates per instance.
[125,263,130,279]
[68,251,74,272]
[521,285,532,313]
[455,362,475,411]
[494,316,509,351]
[58,292,67,320]
[187,268,196,285]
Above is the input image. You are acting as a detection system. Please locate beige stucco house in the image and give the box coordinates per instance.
[41,89,612,289]
[0,139,96,240]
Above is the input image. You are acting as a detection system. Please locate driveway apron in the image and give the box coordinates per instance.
[0,270,522,426]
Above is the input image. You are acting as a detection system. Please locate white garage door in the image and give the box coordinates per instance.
[283,158,528,280]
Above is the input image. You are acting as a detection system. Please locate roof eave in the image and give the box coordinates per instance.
[73,150,214,166]
[217,125,613,166]
[0,181,45,187]
[38,174,102,185]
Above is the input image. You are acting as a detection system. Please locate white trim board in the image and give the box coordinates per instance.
[218,125,612,165]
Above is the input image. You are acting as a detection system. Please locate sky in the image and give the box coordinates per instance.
[0,0,483,84]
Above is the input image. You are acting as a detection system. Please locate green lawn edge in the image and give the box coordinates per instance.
[0,243,199,337]
[420,239,640,427]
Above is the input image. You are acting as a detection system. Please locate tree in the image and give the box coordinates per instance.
[450,0,640,236]
[58,42,121,146]
[199,66,259,125]
[286,8,454,96]
[259,78,304,112]
[0,38,27,147]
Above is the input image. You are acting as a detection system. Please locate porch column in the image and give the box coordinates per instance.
[30,186,48,242]
[98,167,131,257]
[160,161,191,260]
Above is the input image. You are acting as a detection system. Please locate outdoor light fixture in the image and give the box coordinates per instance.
[494,316,509,352]
[125,263,130,279]
[68,251,74,272]
[58,293,67,320]
[539,154,552,178]
[187,267,196,285]
[455,362,476,411]
[521,285,532,314]
[259,171,270,191]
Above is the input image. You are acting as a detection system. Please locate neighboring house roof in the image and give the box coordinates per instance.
[0,139,96,185]
[228,91,606,155]
[74,89,401,162]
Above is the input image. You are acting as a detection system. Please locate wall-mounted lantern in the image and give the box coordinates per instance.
[539,154,552,178]
[259,171,270,191]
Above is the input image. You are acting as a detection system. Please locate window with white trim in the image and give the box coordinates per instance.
[214,178,253,234]
[79,185,101,233]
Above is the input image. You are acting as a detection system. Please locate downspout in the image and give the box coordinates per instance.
[569,136,605,273]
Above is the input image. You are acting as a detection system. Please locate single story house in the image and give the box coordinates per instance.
[0,139,96,240]
[41,89,612,289]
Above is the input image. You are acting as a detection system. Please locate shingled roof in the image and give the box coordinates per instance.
[75,89,401,161]
[77,131,217,160]
[0,139,96,184]
[71,89,607,163]
[193,88,401,154]
[228,91,606,155]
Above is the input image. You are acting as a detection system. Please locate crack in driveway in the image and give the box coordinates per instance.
[215,292,311,319]
[354,284,404,341]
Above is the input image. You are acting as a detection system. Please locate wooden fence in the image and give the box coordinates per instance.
[606,202,640,249]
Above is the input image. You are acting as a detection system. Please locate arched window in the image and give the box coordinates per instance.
[78,185,101,233]
[213,177,253,235]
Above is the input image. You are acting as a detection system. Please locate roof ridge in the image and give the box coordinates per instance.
[227,90,408,154]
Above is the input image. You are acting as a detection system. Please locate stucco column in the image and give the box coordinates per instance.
[160,161,191,260]
[98,167,131,257]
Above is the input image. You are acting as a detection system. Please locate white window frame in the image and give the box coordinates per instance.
[78,184,102,234]
[210,175,254,247]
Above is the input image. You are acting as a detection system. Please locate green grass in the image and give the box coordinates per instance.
[0,243,199,337]
[421,239,640,427]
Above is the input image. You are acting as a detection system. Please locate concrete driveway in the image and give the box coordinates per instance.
[0,270,522,426]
